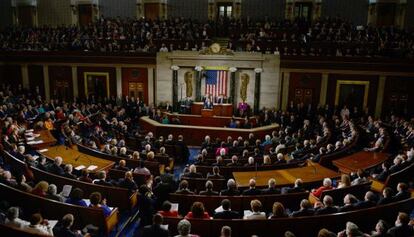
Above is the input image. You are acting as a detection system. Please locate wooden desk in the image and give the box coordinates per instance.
[232,162,339,188]
[40,145,115,172]
[201,109,213,117]
[333,151,390,174]
[192,102,233,117]
[26,130,57,150]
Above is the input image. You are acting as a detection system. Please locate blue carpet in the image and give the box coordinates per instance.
[172,148,199,179]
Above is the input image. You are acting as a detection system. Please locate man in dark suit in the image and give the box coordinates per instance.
[261,178,280,194]
[93,171,113,186]
[393,182,411,202]
[118,171,138,193]
[47,156,64,176]
[242,179,261,196]
[175,180,194,195]
[52,214,81,237]
[226,155,241,167]
[282,178,306,194]
[220,179,240,196]
[290,199,314,217]
[354,191,377,209]
[176,135,190,162]
[199,180,219,195]
[377,187,394,205]
[207,166,224,179]
[182,165,203,178]
[315,195,338,215]
[213,199,240,219]
[63,164,77,179]
[141,214,169,237]
[387,212,414,237]
[338,194,358,212]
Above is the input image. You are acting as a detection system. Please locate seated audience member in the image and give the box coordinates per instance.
[65,188,88,207]
[138,185,156,227]
[176,180,194,194]
[115,160,130,171]
[185,202,210,219]
[89,192,112,217]
[311,147,326,163]
[15,174,32,192]
[0,171,17,186]
[93,170,113,186]
[207,166,224,179]
[261,178,280,194]
[220,179,240,196]
[63,164,77,179]
[220,226,232,237]
[5,207,29,228]
[176,219,200,237]
[183,165,203,178]
[46,184,64,202]
[118,171,138,192]
[244,157,255,167]
[315,195,338,215]
[274,153,287,164]
[213,199,239,219]
[227,155,240,166]
[199,180,219,195]
[269,202,288,219]
[354,191,377,209]
[78,169,92,183]
[372,162,390,182]
[212,156,225,166]
[312,178,333,198]
[243,199,266,220]
[53,214,82,237]
[337,174,351,189]
[31,181,49,197]
[393,182,411,202]
[389,156,404,174]
[377,187,394,205]
[242,179,261,196]
[290,199,315,217]
[370,219,389,237]
[262,155,272,166]
[317,228,337,237]
[351,169,368,186]
[283,178,305,194]
[142,214,169,237]
[338,194,358,212]
[48,156,64,175]
[133,161,151,176]
[158,201,179,217]
[23,213,54,236]
[387,212,414,237]
[337,222,367,237]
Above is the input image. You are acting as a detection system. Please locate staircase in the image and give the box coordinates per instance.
[212,37,229,49]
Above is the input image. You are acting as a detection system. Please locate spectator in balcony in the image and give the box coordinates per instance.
[78,169,93,183]
[337,174,351,189]
[387,212,414,237]
[23,213,53,236]
[46,184,64,202]
[393,182,411,202]
[65,188,88,207]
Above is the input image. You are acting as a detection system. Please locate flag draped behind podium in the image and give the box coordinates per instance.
[205,70,228,97]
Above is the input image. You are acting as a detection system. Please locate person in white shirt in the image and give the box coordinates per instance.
[22,213,54,236]
[243,199,266,220]
[159,43,168,52]
[4,207,30,229]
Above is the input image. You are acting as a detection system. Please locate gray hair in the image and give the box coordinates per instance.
[177,219,191,235]
[48,184,58,195]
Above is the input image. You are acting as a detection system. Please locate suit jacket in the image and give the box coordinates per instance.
[94,179,114,187]
[242,188,262,196]
[377,197,394,205]
[354,200,376,209]
[47,164,64,176]
[387,225,414,237]
[142,224,169,237]
[261,187,280,195]
[213,210,240,219]
[199,190,219,196]
[220,189,240,196]
[393,191,411,202]
[184,172,203,178]
[207,173,224,179]
[315,206,338,215]
[338,204,356,212]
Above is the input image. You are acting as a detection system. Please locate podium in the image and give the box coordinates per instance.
[201,109,214,117]
[192,103,233,117]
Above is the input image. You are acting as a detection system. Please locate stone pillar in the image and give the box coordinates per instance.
[313,0,322,21]
[208,0,215,20]
[285,0,294,21]
[233,0,241,19]
[21,64,29,89]
[136,0,144,18]
[171,65,180,112]
[375,75,386,118]
[148,67,154,105]
[71,66,78,99]
[195,66,203,102]
[116,66,122,99]
[319,73,329,106]
[367,1,377,26]
[229,67,237,107]
[395,1,407,28]
[43,65,50,101]
[281,72,290,111]
[253,68,263,114]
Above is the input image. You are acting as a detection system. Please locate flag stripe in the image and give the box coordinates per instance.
[205,70,228,97]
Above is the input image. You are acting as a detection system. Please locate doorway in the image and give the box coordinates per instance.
[335,80,370,110]
[294,2,313,21]
[17,6,35,27]
[128,82,145,101]
[216,3,232,36]
[78,4,92,26]
[84,72,109,100]
[376,3,396,26]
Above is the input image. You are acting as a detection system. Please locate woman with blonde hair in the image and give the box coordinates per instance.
[31,181,49,197]
[337,174,351,189]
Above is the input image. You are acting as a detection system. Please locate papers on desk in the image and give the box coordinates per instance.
[61,185,72,197]
[27,140,43,145]
[47,220,58,229]
[25,132,34,136]
[161,225,168,230]
[87,165,98,171]
[83,199,91,206]
[25,129,34,133]
[244,210,252,217]
[38,149,48,153]
[171,203,179,212]
[75,165,86,171]
[26,137,35,141]
[215,205,224,213]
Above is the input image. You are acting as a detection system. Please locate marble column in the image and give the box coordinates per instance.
[254,68,263,114]
[116,66,122,99]
[281,72,290,111]
[229,67,237,108]
[195,66,203,102]
[43,65,50,101]
[375,75,386,118]
[171,65,180,112]
[319,73,329,106]
[71,66,78,99]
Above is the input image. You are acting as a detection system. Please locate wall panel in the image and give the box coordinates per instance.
[241,0,285,20]
[288,73,321,106]
[28,65,45,98]
[405,0,414,30]
[100,0,136,19]
[0,0,13,29]
[4,65,23,87]
[321,0,368,25]
[49,66,73,100]
[383,76,414,117]
[77,67,116,99]
[169,0,208,21]
[37,0,72,26]
[122,67,148,103]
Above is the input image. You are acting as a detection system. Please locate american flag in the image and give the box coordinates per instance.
[205,70,228,97]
